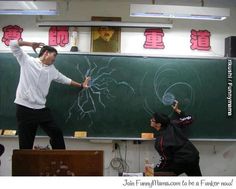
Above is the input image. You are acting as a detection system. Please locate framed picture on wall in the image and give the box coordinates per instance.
[91,16,121,53]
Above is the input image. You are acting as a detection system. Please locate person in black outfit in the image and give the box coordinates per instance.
[150,100,202,176]
[0,144,4,167]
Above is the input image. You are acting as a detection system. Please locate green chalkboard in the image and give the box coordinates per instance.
[0,53,235,139]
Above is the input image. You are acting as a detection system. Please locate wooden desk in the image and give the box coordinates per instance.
[12,150,103,176]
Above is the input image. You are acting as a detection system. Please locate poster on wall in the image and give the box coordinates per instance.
[90,16,121,53]
[1,25,23,46]
[190,29,211,51]
[49,26,69,47]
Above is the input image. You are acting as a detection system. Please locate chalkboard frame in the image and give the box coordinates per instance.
[0,52,235,140]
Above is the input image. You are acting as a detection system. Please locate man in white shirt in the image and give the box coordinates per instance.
[10,40,90,149]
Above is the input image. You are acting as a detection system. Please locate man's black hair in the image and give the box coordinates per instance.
[153,112,170,127]
[38,46,58,57]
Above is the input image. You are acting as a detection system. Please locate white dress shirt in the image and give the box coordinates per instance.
[10,40,72,109]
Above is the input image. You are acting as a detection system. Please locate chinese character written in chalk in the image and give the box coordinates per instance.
[2,25,23,46]
[144,29,165,49]
[49,26,69,47]
[190,29,211,51]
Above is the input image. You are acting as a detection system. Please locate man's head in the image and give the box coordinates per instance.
[98,27,115,42]
[150,112,170,131]
[38,46,58,65]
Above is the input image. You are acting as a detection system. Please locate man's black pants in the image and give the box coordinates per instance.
[155,158,202,176]
[172,158,202,176]
[16,105,65,149]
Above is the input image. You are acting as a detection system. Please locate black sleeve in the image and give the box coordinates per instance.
[171,111,193,127]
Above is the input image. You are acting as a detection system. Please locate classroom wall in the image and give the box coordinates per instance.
[1,138,236,176]
[1,0,236,176]
[0,0,236,56]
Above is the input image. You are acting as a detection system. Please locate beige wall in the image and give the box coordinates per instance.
[1,137,236,176]
[0,0,236,56]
